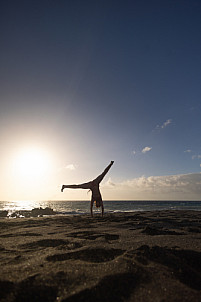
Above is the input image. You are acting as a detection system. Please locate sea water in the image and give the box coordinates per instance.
[1,200,201,217]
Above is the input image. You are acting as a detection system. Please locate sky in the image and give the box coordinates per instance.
[1,0,201,201]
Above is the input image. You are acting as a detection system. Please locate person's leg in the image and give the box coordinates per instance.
[101,204,104,217]
[61,182,92,192]
[92,161,114,184]
[90,200,94,217]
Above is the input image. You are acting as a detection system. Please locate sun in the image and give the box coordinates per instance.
[6,144,56,200]
[12,146,52,183]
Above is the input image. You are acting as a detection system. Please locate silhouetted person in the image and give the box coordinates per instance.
[61,161,114,217]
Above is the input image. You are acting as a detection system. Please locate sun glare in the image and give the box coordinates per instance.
[12,146,52,183]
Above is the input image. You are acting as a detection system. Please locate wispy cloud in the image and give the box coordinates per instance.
[142,146,152,154]
[65,164,76,170]
[184,149,192,153]
[57,163,77,173]
[192,155,201,160]
[103,177,116,187]
[155,119,172,130]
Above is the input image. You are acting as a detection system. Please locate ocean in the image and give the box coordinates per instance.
[1,200,201,218]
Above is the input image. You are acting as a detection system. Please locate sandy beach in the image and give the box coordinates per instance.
[1,210,201,301]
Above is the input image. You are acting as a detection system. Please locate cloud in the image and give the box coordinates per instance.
[103,177,116,188]
[142,146,152,154]
[57,163,78,173]
[192,155,201,160]
[65,164,76,170]
[155,119,172,130]
[184,149,192,153]
[162,119,172,128]
[111,173,201,200]
[120,174,201,192]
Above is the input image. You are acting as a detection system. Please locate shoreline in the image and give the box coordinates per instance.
[1,210,201,301]
[2,200,201,219]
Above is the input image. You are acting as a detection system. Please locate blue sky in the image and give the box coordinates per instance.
[1,0,201,200]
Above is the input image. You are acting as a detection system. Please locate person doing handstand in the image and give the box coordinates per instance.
[61,161,114,217]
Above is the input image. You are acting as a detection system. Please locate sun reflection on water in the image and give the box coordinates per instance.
[1,200,43,213]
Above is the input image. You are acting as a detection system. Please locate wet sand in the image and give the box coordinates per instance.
[0,210,201,301]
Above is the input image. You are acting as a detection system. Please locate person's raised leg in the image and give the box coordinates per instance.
[93,161,114,184]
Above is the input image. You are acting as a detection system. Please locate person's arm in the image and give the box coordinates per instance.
[93,161,114,184]
[61,181,92,192]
